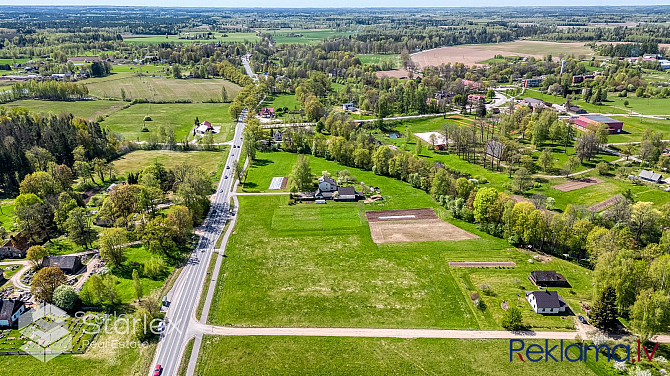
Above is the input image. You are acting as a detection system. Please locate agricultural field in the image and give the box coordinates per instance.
[356,54,401,68]
[4,99,127,121]
[110,65,166,74]
[121,32,259,44]
[84,73,240,103]
[269,29,351,45]
[411,40,595,68]
[195,336,607,376]
[112,149,227,180]
[211,152,591,331]
[101,103,233,143]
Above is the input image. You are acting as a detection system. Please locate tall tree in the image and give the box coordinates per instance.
[590,286,619,331]
[289,155,313,192]
[31,266,67,303]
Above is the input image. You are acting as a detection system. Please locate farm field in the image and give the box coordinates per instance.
[122,32,259,44]
[85,73,240,103]
[269,29,351,44]
[4,99,127,121]
[411,40,594,67]
[356,54,401,68]
[112,149,227,180]
[195,336,606,376]
[110,65,166,74]
[102,103,233,143]
[212,152,591,331]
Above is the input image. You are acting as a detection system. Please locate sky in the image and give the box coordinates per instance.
[12,0,670,7]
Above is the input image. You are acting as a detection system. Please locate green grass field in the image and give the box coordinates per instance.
[0,200,15,232]
[607,95,670,115]
[85,73,241,103]
[122,32,259,44]
[211,152,594,331]
[195,336,607,376]
[270,29,351,45]
[111,65,166,74]
[102,103,233,143]
[4,99,127,121]
[609,116,670,143]
[356,54,401,68]
[112,150,227,180]
[521,89,627,114]
[261,94,302,115]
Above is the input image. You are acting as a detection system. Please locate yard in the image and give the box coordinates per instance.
[85,73,240,103]
[195,336,606,376]
[101,103,234,143]
[0,200,15,232]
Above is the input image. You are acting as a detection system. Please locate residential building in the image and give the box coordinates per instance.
[314,176,363,201]
[521,77,543,88]
[0,234,29,259]
[639,170,663,183]
[521,97,549,110]
[573,114,623,134]
[0,300,25,327]
[259,107,275,118]
[526,290,568,314]
[342,103,357,111]
[42,255,83,275]
[529,271,570,287]
[195,121,214,135]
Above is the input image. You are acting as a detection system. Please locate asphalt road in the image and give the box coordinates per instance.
[148,108,247,376]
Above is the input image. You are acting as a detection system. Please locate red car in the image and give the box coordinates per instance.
[154,364,162,376]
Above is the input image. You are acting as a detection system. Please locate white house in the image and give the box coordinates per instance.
[318,176,338,192]
[525,290,567,315]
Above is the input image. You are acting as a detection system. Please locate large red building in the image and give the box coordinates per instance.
[573,114,624,134]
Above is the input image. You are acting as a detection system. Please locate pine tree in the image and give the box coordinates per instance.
[590,286,618,331]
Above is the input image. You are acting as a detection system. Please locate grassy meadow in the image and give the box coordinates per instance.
[102,103,233,143]
[85,73,240,103]
[122,32,259,44]
[0,200,15,232]
[270,29,351,44]
[4,99,127,121]
[112,149,227,180]
[357,54,401,68]
[195,336,607,376]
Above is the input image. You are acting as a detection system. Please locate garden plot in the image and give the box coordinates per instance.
[552,177,604,192]
[414,132,451,145]
[366,208,478,244]
[268,177,286,190]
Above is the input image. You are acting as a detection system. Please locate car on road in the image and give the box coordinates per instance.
[224,175,228,179]
[154,364,162,376]
[226,165,230,169]
[578,315,588,324]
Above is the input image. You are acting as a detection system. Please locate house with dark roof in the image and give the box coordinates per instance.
[573,114,623,134]
[42,255,83,275]
[521,97,550,110]
[529,270,570,288]
[639,170,663,183]
[314,176,363,201]
[0,300,25,327]
[526,290,568,314]
[0,234,29,259]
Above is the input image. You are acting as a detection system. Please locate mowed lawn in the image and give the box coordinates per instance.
[85,73,241,103]
[357,54,401,68]
[195,336,605,376]
[609,116,670,143]
[112,149,227,179]
[607,95,670,115]
[4,99,127,121]
[0,199,15,231]
[102,103,233,143]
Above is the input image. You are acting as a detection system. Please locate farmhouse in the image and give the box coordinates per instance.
[639,170,663,183]
[314,176,363,201]
[259,107,275,118]
[195,121,214,135]
[573,114,623,134]
[526,290,568,315]
[0,234,29,259]
[529,270,570,287]
[42,255,83,275]
[0,300,25,327]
